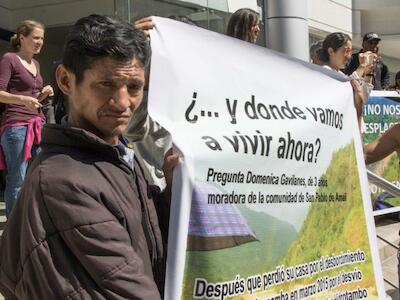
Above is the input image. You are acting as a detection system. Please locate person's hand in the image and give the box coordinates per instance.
[163,148,181,190]
[38,85,54,102]
[163,148,181,204]
[19,95,42,110]
[359,51,377,73]
[134,16,155,39]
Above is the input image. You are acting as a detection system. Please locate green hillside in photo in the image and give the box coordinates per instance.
[179,142,378,299]
[280,141,377,295]
[181,205,297,300]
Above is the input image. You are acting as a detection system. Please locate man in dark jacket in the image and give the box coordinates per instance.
[344,32,389,90]
[0,14,176,300]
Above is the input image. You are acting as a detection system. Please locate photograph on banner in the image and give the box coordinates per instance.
[363,91,400,210]
[147,18,385,300]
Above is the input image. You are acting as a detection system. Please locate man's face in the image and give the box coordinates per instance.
[363,39,380,53]
[66,57,145,145]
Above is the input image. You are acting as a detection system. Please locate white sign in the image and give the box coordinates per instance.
[148,17,385,300]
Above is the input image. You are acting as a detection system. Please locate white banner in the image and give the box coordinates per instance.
[148,17,385,300]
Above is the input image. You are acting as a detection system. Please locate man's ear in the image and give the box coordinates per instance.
[56,64,74,96]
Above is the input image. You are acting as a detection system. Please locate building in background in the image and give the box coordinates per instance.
[0,0,399,83]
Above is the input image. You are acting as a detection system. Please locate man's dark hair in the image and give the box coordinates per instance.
[62,14,150,84]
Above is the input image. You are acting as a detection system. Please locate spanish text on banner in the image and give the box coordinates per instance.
[148,17,385,300]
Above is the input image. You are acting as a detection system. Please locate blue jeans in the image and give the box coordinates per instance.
[1,125,40,217]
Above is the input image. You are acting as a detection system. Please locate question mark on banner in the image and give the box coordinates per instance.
[314,138,321,162]
[185,92,198,123]
[185,91,220,124]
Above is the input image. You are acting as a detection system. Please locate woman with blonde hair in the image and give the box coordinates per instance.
[0,20,53,216]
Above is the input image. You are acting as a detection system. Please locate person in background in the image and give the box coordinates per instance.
[344,32,389,90]
[126,15,196,190]
[226,8,260,44]
[318,32,375,79]
[309,40,324,66]
[388,71,400,91]
[0,20,53,217]
[317,32,376,112]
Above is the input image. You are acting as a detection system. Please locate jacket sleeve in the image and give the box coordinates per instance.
[42,177,162,300]
[59,220,161,300]
[0,282,17,300]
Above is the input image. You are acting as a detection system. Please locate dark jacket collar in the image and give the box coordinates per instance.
[41,124,123,163]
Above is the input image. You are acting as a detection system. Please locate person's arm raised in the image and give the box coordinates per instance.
[364,124,400,165]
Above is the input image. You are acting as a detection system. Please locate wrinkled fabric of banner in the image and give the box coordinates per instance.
[148,17,385,300]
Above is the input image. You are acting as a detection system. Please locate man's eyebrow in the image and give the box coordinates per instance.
[129,78,144,87]
[97,76,144,85]
[97,76,115,81]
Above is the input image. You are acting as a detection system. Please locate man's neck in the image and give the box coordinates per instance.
[103,136,119,146]
[68,115,119,146]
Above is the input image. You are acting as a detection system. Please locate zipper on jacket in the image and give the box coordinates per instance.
[135,172,158,266]
[118,156,158,266]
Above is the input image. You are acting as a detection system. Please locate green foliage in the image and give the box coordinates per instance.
[281,142,375,290]
[382,154,400,182]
